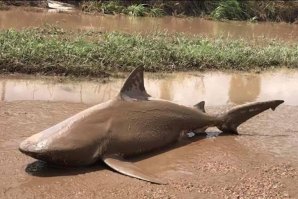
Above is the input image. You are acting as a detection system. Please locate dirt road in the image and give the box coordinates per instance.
[0,101,297,198]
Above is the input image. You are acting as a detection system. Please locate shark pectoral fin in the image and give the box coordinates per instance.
[102,155,166,185]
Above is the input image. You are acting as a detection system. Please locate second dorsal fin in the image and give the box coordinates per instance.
[119,66,151,100]
[194,101,206,112]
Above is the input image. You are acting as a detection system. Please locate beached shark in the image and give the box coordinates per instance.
[19,67,284,184]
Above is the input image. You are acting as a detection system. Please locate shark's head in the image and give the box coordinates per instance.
[19,131,50,161]
[19,66,149,167]
[19,112,104,166]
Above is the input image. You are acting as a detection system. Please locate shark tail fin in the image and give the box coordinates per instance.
[217,100,284,134]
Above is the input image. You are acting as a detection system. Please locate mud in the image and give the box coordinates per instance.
[0,71,298,198]
[1,101,297,198]
[0,8,297,41]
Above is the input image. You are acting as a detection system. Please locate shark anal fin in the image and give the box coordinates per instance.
[102,155,166,185]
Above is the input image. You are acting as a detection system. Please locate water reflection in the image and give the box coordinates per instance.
[0,9,297,41]
[0,80,5,101]
[228,74,261,104]
[1,70,297,106]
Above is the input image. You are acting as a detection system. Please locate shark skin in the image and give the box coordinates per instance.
[19,66,284,184]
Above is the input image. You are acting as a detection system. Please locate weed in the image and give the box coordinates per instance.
[78,0,297,22]
[0,28,296,76]
[126,4,147,17]
[101,0,124,14]
[81,1,102,13]
[0,0,9,10]
[211,0,245,20]
[148,7,164,17]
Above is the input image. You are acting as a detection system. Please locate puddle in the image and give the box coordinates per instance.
[0,70,297,198]
[0,7,297,198]
[1,70,298,106]
[0,8,297,41]
[1,69,297,163]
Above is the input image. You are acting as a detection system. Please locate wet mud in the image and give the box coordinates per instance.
[0,71,298,198]
[0,8,297,41]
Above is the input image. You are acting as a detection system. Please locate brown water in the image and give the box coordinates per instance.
[0,70,298,198]
[1,69,298,106]
[0,8,297,41]
[1,7,297,198]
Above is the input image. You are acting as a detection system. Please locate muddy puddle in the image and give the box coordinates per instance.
[1,69,298,106]
[0,70,298,198]
[1,8,298,41]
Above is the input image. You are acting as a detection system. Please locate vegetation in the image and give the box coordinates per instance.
[81,0,163,17]
[79,0,298,22]
[0,0,47,7]
[0,0,296,22]
[209,0,298,22]
[211,0,244,20]
[0,27,297,77]
[0,0,8,10]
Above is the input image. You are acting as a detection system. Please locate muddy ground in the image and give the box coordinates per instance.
[0,101,297,199]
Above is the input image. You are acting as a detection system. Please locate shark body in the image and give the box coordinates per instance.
[19,67,284,184]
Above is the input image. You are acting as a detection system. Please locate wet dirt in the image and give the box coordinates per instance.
[0,8,297,41]
[0,70,298,198]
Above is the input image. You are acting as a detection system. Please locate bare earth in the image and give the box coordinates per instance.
[0,101,297,199]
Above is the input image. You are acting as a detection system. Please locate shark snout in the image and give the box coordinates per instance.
[19,135,49,159]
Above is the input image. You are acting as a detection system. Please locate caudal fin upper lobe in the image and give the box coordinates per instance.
[217,100,284,134]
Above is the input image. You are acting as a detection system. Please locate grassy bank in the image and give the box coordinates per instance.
[0,1,7,10]
[1,0,297,22]
[79,0,298,22]
[0,28,297,77]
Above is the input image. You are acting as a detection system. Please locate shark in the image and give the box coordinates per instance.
[19,66,284,184]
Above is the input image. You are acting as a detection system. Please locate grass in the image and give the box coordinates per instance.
[0,0,9,10]
[211,0,245,20]
[126,4,164,17]
[0,27,297,77]
[79,0,297,22]
[81,0,163,17]
[1,0,296,22]
[126,4,147,17]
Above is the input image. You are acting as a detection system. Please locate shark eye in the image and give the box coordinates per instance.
[186,131,195,138]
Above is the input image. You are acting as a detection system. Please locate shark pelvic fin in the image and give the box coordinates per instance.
[119,66,151,101]
[103,155,166,185]
[194,101,206,113]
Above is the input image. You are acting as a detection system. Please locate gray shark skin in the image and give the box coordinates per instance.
[19,67,284,184]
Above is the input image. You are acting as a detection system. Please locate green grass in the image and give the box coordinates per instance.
[81,0,164,17]
[126,4,147,17]
[0,1,8,10]
[0,28,297,77]
[78,0,297,22]
[100,0,124,14]
[1,0,296,22]
[211,0,245,20]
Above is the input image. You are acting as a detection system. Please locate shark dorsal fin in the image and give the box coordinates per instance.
[119,66,151,100]
[194,101,206,112]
